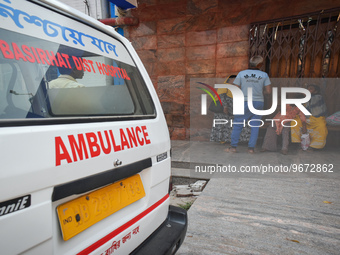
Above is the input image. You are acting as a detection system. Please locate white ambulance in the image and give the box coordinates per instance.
[0,0,187,254]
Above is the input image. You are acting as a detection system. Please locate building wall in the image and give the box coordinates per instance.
[125,0,340,140]
[58,0,103,19]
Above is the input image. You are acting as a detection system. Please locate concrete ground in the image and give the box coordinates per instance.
[171,140,340,255]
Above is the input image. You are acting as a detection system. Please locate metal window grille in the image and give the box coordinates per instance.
[249,8,340,78]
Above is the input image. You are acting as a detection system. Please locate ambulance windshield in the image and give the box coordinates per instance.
[0,29,155,121]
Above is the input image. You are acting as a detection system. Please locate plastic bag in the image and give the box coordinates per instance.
[301,133,310,151]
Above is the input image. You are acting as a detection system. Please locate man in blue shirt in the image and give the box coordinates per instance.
[229,55,272,153]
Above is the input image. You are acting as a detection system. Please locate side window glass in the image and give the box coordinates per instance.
[0,61,33,118]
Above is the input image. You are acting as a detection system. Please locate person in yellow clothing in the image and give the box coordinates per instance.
[291,84,328,150]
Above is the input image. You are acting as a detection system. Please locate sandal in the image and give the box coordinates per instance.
[226,147,237,153]
[248,148,255,154]
[281,149,288,155]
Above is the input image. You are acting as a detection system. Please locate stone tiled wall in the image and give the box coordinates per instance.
[125,0,340,140]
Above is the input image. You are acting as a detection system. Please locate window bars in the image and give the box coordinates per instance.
[249,8,340,78]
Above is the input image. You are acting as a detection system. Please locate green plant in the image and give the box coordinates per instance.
[178,201,193,211]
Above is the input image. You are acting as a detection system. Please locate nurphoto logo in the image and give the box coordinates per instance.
[198,83,312,128]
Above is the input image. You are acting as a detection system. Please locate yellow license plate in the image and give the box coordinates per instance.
[57,174,145,241]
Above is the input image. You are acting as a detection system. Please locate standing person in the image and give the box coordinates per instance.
[228,55,272,153]
[210,75,251,145]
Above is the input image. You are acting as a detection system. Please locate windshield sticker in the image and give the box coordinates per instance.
[0,1,118,57]
[0,39,131,80]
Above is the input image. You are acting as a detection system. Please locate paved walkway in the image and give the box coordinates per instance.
[171,140,340,255]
